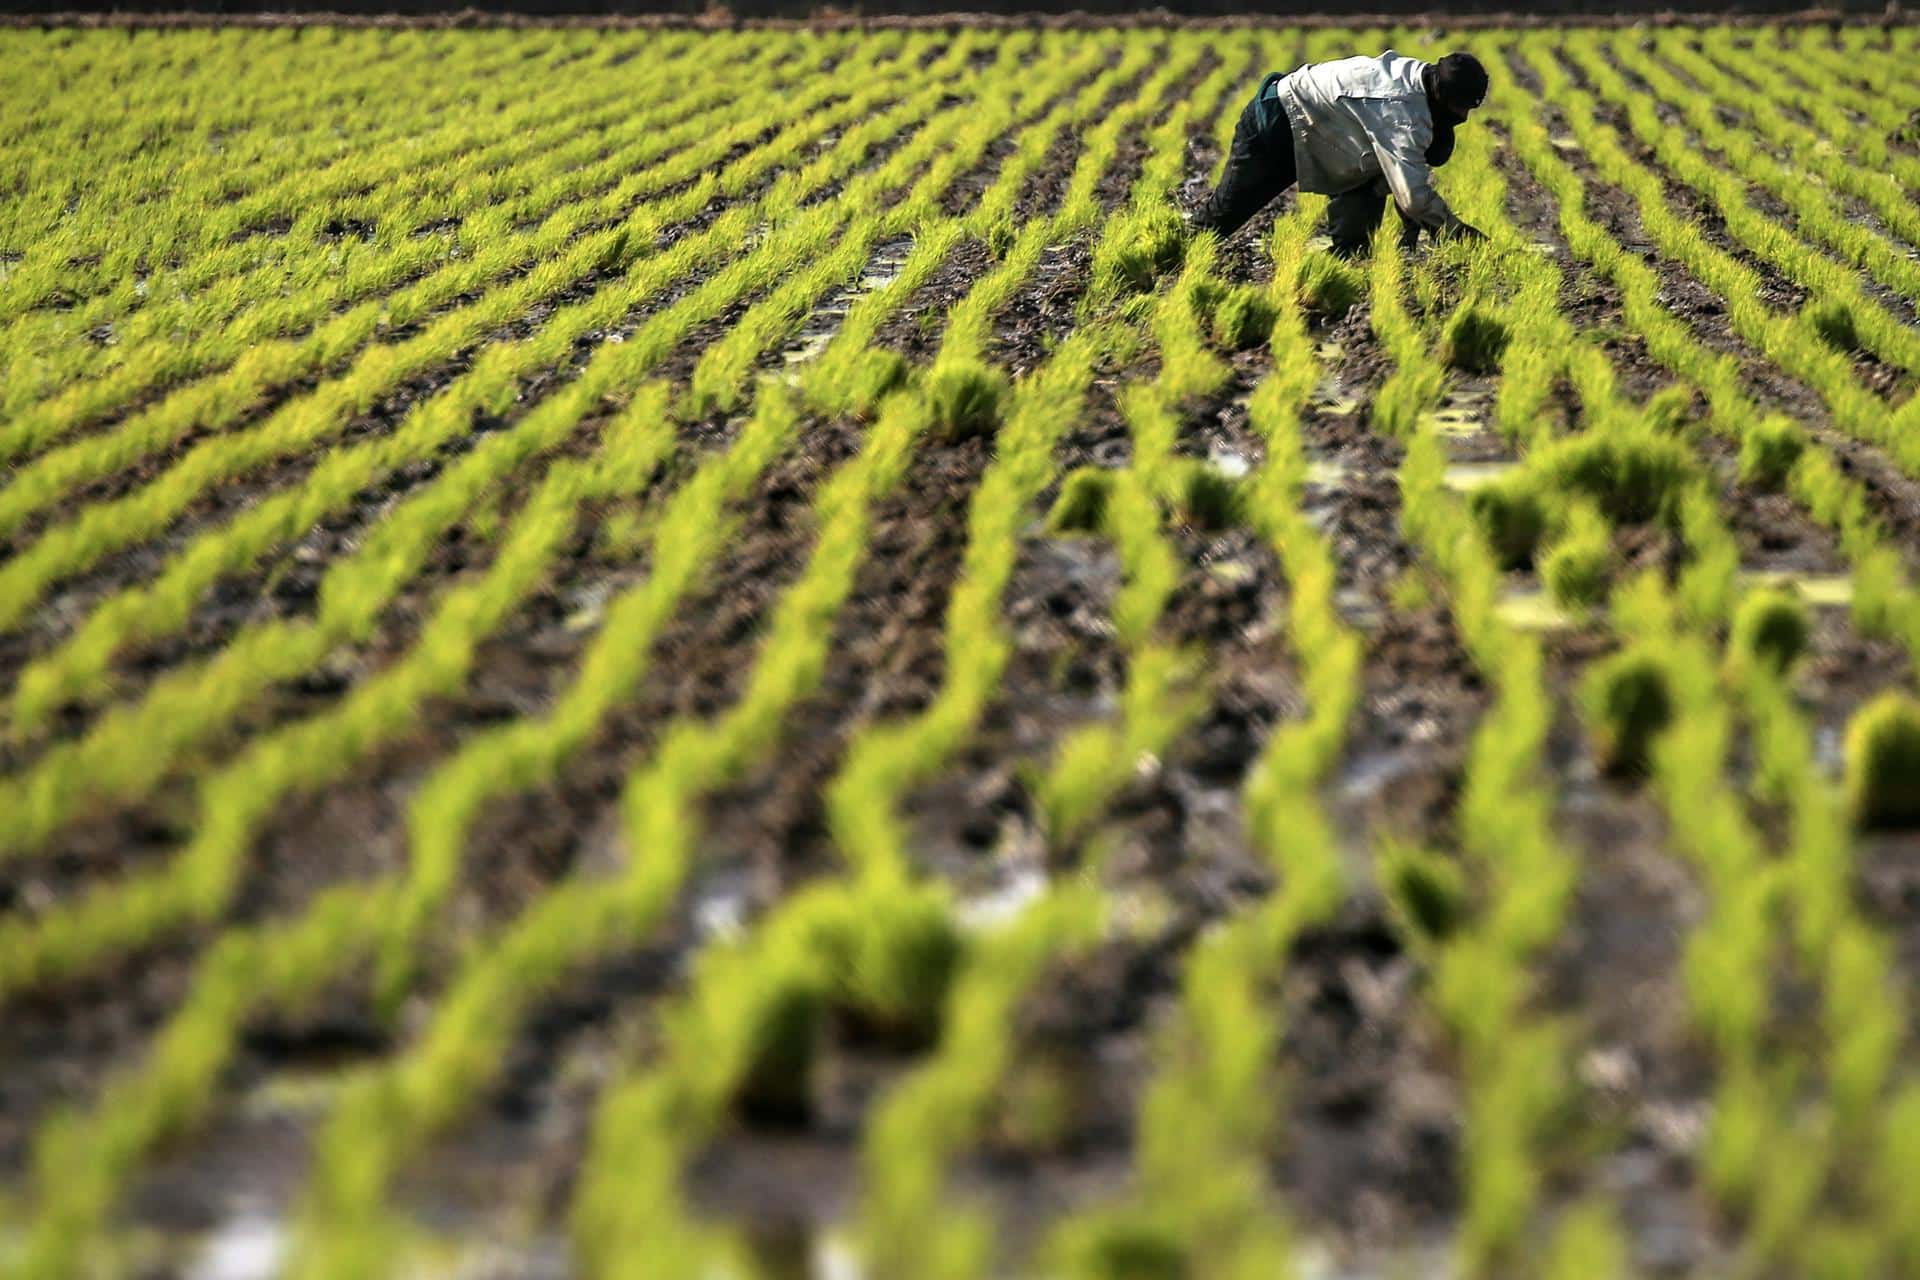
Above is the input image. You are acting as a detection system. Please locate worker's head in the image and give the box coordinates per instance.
[1429,51,1490,126]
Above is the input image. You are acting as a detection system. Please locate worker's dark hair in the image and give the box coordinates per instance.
[1433,51,1490,114]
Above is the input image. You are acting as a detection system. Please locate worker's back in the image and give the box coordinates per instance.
[1273,49,1436,198]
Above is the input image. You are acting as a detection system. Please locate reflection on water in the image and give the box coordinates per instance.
[185,1212,283,1280]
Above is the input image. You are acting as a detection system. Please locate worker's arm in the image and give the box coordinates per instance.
[1356,96,1473,234]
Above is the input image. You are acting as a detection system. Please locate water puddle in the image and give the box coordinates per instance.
[1305,460,1349,488]
[1738,569,1852,607]
[1495,589,1577,632]
[185,1212,285,1280]
[957,863,1047,930]
[1421,406,1485,437]
[1440,461,1517,492]
[778,236,914,368]
[1208,444,1252,479]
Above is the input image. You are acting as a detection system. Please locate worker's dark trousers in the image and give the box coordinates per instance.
[1192,74,1423,256]
[1189,73,1297,240]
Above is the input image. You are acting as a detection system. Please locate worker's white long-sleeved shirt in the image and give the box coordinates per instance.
[1270,49,1462,231]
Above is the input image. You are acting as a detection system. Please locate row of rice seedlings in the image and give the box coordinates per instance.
[0,30,1043,996]
[845,39,1250,1273]
[1567,35,1920,381]
[1044,177,1356,1276]
[372,34,1117,992]
[1495,41,1920,1266]
[0,29,670,321]
[0,39,975,737]
[1032,49,1257,843]
[1523,35,1920,484]
[1505,36,1920,667]
[289,35,1220,1269]
[0,378,806,1280]
[0,30,924,486]
[822,32,1213,889]
[1358,49,1675,1260]
[0,32,806,432]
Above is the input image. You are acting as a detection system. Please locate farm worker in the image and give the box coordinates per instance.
[1186,49,1490,257]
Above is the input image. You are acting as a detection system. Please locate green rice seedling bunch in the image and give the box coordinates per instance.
[1739,415,1807,492]
[1209,283,1279,351]
[1541,500,1613,609]
[1047,467,1116,535]
[1580,645,1674,778]
[1467,476,1551,571]
[1440,299,1511,375]
[1535,428,1698,525]
[1845,693,1920,828]
[926,358,1012,441]
[1731,588,1811,676]
[1097,205,1189,298]
[1296,247,1365,320]
[1378,840,1470,949]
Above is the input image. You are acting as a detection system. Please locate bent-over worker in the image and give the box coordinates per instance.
[1187,49,1490,257]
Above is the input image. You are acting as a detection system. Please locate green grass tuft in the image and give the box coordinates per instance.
[1730,588,1810,675]
[1441,303,1511,375]
[1542,504,1614,609]
[1807,297,1862,354]
[1582,647,1674,778]
[1047,467,1114,534]
[1209,285,1279,351]
[1298,249,1366,319]
[1642,382,1698,435]
[735,970,824,1126]
[1538,431,1697,525]
[926,359,1010,441]
[1845,693,1920,828]
[1174,463,1244,532]
[1104,207,1188,295]
[1380,843,1468,946]
[1738,415,1807,492]
[1469,479,1550,570]
[811,885,964,1049]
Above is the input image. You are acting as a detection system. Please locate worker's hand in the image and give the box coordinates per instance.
[1446,221,1489,243]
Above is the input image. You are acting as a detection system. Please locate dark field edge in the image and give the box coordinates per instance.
[0,7,1906,28]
